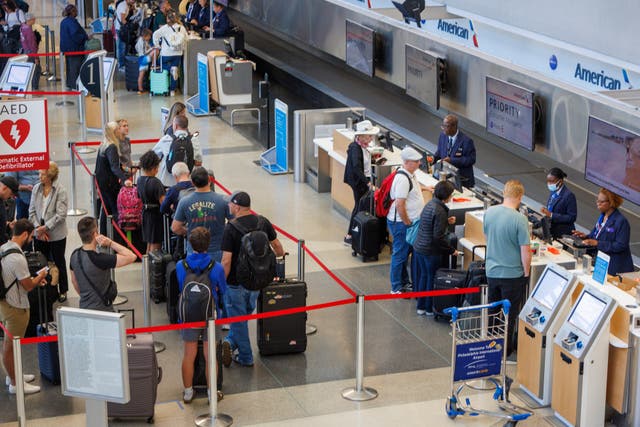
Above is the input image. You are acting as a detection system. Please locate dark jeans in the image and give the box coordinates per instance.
[487,276,527,356]
[347,186,368,236]
[414,252,441,313]
[34,238,69,294]
[65,54,85,90]
[15,198,29,220]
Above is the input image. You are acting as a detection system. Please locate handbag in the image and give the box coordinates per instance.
[405,219,421,245]
[75,249,118,307]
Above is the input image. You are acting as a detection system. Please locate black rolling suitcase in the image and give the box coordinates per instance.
[257,279,307,355]
[124,55,139,91]
[36,286,61,384]
[351,192,382,262]
[432,269,468,321]
[165,260,179,323]
[463,245,487,307]
[25,251,56,338]
[149,249,171,303]
[193,339,223,392]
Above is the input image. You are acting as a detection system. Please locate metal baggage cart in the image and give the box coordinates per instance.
[444,300,532,424]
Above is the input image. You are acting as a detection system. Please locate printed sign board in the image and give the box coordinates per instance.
[453,338,504,382]
[0,99,49,172]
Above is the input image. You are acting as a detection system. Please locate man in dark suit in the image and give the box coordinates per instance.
[343,120,378,245]
[434,114,476,188]
[184,0,202,27]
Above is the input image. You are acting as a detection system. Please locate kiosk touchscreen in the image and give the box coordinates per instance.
[103,57,115,91]
[0,61,34,98]
[550,285,616,427]
[516,264,577,406]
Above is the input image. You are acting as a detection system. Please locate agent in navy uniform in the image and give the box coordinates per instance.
[573,188,634,275]
[540,167,577,238]
[184,0,202,26]
[210,1,230,36]
[434,114,476,188]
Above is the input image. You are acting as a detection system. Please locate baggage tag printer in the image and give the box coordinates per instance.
[550,285,616,427]
[516,263,578,406]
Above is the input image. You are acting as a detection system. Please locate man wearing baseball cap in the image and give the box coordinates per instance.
[0,176,19,245]
[387,147,425,294]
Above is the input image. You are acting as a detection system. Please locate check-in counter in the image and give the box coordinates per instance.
[182,36,227,96]
[207,50,253,106]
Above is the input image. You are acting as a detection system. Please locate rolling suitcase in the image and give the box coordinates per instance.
[149,249,171,303]
[107,333,162,423]
[124,55,139,91]
[463,245,487,307]
[36,286,61,384]
[257,279,307,355]
[351,211,381,262]
[432,268,468,321]
[165,260,179,323]
[193,339,223,392]
[150,56,169,96]
[441,233,459,270]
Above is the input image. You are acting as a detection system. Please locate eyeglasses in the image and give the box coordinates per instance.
[596,199,610,205]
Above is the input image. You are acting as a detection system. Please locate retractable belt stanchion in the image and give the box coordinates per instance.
[107,215,128,306]
[13,337,27,427]
[42,25,51,76]
[66,142,87,216]
[298,239,317,335]
[47,31,59,82]
[142,254,166,353]
[342,294,377,401]
[194,319,233,427]
[91,175,97,220]
[56,51,74,107]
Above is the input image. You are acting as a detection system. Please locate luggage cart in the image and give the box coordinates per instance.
[444,300,532,424]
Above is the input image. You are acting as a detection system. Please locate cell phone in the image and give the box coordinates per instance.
[36,266,50,275]
[192,131,200,138]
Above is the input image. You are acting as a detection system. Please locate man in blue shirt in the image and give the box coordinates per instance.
[160,162,194,216]
[6,171,39,219]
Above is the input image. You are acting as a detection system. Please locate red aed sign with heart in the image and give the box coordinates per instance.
[0,119,30,150]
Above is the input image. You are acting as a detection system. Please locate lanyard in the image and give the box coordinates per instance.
[594,213,608,239]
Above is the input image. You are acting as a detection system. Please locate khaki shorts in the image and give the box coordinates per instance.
[0,300,29,339]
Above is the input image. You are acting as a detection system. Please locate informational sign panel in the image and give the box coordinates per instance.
[197,53,210,114]
[58,307,129,403]
[0,99,49,172]
[346,19,375,77]
[485,76,535,151]
[160,106,170,132]
[274,98,288,170]
[80,56,102,98]
[405,44,441,109]
[592,251,611,285]
[453,338,504,382]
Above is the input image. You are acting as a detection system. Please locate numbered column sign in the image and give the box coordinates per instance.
[0,99,49,172]
[80,56,102,98]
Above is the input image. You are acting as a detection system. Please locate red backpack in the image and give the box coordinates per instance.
[117,186,142,230]
[374,169,413,217]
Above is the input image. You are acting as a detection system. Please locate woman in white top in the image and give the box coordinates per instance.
[2,1,26,28]
[152,10,187,96]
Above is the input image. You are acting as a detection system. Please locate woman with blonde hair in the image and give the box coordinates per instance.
[94,121,132,234]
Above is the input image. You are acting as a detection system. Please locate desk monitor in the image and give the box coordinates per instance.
[103,57,115,90]
[531,266,570,311]
[568,290,608,336]
[405,44,442,109]
[346,20,375,78]
[6,63,31,86]
[585,116,640,206]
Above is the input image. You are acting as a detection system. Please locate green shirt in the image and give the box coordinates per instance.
[483,205,530,279]
[153,12,167,32]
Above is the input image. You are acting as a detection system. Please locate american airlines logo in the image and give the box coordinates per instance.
[574,63,621,90]
[437,20,468,40]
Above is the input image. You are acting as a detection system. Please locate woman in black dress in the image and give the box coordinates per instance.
[137,150,166,253]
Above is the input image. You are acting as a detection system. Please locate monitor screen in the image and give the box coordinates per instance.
[103,57,115,88]
[568,291,607,336]
[485,76,535,151]
[585,116,640,206]
[346,20,375,78]
[405,44,441,109]
[6,63,31,86]
[532,267,569,311]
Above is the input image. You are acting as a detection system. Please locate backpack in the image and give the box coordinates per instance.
[374,169,413,218]
[229,217,276,291]
[15,0,28,13]
[1,25,22,54]
[166,133,194,173]
[178,260,215,323]
[117,185,143,229]
[163,25,185,49]
[0,248,24,300]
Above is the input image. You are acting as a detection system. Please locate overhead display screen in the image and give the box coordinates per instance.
[345,19,375,77]
[485,76,535,151]
[585,116,640,206]
[568,291,607,336]
[532,268,568,311]
[405,44,441,109]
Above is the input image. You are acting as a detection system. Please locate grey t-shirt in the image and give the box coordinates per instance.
[1,241,30,309]
[483,205,530,279]
[70,248,117,312]
[174,191,231,256]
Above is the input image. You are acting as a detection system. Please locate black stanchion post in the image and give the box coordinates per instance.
[141,254,166,353]
[298,239,317,336]
[47,31,59,82]
[43,25,51,76]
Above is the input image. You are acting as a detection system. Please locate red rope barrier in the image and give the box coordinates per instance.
[364,287,480,302]
[213,179,232,195]
[74,141,101,147]
[0,90,81,96]
[111,219,144,260]
[272,224,299,244]
[0,321,13,340]
[303,244,358,298]
[71,146,93,176]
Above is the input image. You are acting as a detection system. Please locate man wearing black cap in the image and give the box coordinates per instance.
[220,191,284,367]
[0,176,20,245]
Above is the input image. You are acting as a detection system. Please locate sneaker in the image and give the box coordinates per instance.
[6,374,35,386]
[183,387,194,404]
[217,390,224,402]
[343,236,352,246]
[232,353,254,367]
[221,324,230,331]
[425,312,434,317]
[170,90,176,96]
[416,309,426,316]
[390,290,402,295]
[401,283,413,292]
[9,382,40,394]
[221,341,232,368]
[58,293,67,303]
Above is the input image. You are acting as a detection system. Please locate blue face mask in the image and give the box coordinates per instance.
[547,183,558,192]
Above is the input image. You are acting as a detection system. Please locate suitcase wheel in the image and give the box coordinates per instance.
[147,416,154,424]
[352,251,357,257]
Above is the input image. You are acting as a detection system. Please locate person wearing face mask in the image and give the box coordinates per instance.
[540,167,577,239]
[572,188,634,275]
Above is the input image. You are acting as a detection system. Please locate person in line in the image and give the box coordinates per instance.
[137,151,166,254]
[160,162,194,216]
[209,1,230,36]
[434,114,476,188]
[573,188,634,275]
[540,167,577,238]
[153,115,202,187]
[135,28,156,94]
[69,216,137,312]
[152,10,187,97]
[152,0,172,32]
[5,170,38,220]
[387,146,425,294]
[413,181,458,316]
[483,180,531,355]
[115,118,134,171]
[20,13,40,90]
[172,167,231,262]
[220,191,285,367]
[343,120,377,246]
[0,176,19,245]
[0,219,48,395]
[95,121,132,234]
[114,0,137,68]
[177,226,227,404]
[163,101,187,137]
[1,1,25,28]
[28,162,69,302]
[59,4,87,90]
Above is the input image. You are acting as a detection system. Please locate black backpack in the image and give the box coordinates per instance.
[230,217,276,291]
[178,260,215,323]
[166,133,195,173]
[0,248,24,300]
[1,25,22,54]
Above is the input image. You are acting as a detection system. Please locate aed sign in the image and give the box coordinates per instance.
[0,99,49,172]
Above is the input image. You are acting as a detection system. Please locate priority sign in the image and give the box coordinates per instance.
[0,99,49,172]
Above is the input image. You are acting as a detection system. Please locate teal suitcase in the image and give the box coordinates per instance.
[150,57,169,96]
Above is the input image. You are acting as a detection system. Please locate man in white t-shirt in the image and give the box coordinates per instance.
[386,146,424,294]
[115,0,137,68]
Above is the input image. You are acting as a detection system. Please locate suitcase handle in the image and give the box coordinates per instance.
[471,245,486,261]
[157,366,163,384]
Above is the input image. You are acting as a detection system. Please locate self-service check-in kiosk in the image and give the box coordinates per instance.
[516,264,577,407]
[550,285,617,427]
[0,55,34,99]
